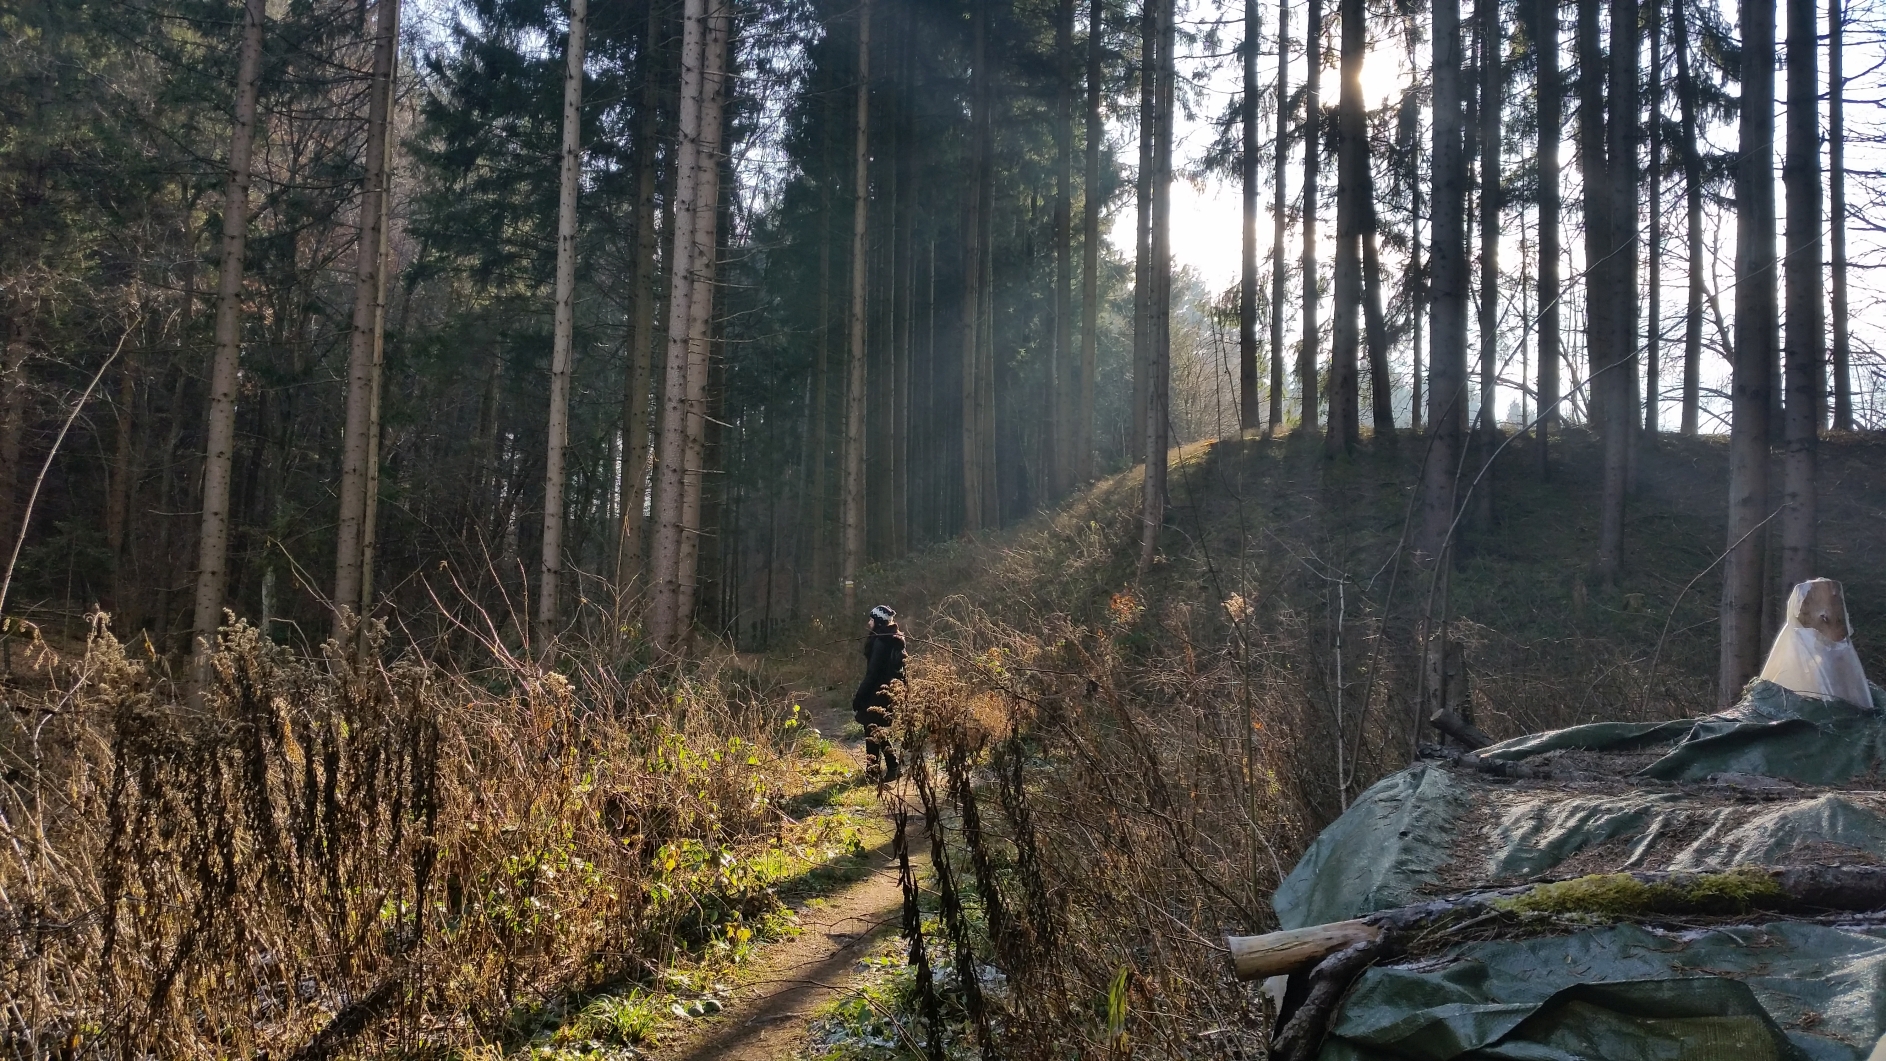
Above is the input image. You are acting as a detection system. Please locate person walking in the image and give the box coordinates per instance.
[853,604,906,781]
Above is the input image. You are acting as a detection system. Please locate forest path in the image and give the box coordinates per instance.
[656,678,913,1061]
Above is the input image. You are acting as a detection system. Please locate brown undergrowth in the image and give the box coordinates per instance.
[0,616,804,1058]
[829,430,1886,1058]
[883,599,1293,1059]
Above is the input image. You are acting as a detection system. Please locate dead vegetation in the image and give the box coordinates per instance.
[0,615,803,1057]
[833,430,1886,1058]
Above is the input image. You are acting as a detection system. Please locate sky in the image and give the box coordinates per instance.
[1109,0,1886,432]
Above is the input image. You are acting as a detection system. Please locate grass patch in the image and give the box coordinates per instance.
[515,723,895,1055]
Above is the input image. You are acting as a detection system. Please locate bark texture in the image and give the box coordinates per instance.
[1268,0,1290,435]
[616,0,664,606]
[1240,0,1261,433]
[1079,0,1102,477]
[536,0,587,655]
[841,0,872,615]
[1419,0,1467,561]
[1675,0,1703,437]
[1780,0,1822,590]
[332,0,400,637]
[1534,0,1560,470]
[191,0,267,668]
[1298,0,1321,433]
[1721,0,1777,703]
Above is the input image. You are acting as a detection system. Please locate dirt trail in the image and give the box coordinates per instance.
[660,836,906,1060]
[658,683,913,1061]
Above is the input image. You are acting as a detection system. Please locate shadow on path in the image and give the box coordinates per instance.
[663,822,909,1061]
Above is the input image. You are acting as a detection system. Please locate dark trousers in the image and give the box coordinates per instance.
[854,690,897,773]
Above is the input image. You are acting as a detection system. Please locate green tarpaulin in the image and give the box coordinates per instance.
[1273,681,1886,1061]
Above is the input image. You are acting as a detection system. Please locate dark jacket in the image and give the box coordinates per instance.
[853,623,907,714]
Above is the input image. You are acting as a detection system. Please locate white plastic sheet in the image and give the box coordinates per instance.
[1759,578,1872,707]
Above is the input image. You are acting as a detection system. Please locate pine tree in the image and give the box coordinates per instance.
[1420,0,1468,560]
[333,0,402,637]
[1079,0,1103,476]
[1298,0,1322,433]
[1831,0,1851,430]
[1721,0,1778,702]
[841,0,871,613]
[190,0,268,681]
[1267,0,1291,435]
[1534,0,1560,472]
[1673,0,1703,437]
[1240,0,1261,433]
[1779,0,1822,590]
[536,0,588,655]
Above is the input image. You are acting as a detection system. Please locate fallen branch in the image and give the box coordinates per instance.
[1269,937,1392,1061]
[1227,919,1381,980]
[1428,707,1493,750]
[1245,865,1886,1061]
[1429,747,1543,779]
[1231,864,1886,982]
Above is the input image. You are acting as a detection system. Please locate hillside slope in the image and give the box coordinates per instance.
[774,430,1886,1059]
[868,428,1886,740]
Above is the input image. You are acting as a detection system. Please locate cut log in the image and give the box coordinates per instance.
[1429,706,1493,749]
[1226,919,1382,980]
[1234,865,1886,982]
[1241,864,1886,1060]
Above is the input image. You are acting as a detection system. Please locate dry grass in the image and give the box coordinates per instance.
[0,615,802,1057]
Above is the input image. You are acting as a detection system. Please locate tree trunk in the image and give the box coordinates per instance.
[1613,0,1641,488]
[810,91,835,595]
[1403,90,1422,435]
[870,141,894,560]
[893,35,913,556]
[960,0,989,530]
[842,0,871,615]
[1477,0,1498,436]
[358,182,392,658]
[671,0,729,649]
[1140,0,1174,573]
[332,0,400,638]
[617,0,664,609]
[1298,0,1321,433]
[536,0,586,656]
[1052,0,1073,492]
[1644,0,1663,439]
[1419,0,1467,561]
[1721,0,1777,704]
[108,351,136,607]
[1132,0,1154,462]
[649,0,710,650]
[191,0,266,671]
[1674,0,1702,437]
[1363,199,1394,435]
[1326,0,1363,456]
[1080,0,1102,476]
[1830,0,1851,431]
[1578,0,1626,585]
[1614,0,1643,493]
[1268,0,1290,435]
[1534,0,1559,471]
[1780,0,1821,590]
[1240,0,1261,433]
